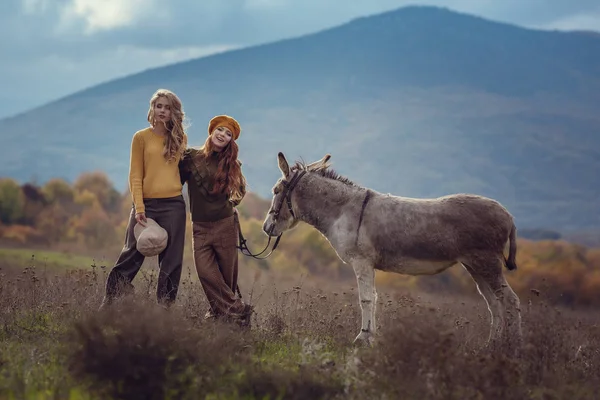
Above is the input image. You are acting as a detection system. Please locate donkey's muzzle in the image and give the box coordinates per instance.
[262,221,277,237]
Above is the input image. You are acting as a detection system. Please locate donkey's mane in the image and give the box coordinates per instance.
[291,160,357,187]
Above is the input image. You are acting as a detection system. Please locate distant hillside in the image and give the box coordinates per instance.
[1,5,599,232]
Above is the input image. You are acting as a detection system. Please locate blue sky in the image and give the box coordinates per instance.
[1,0,599,119]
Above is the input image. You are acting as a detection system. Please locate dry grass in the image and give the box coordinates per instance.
[1,261,599,400]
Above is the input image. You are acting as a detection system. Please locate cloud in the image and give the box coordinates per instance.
[244,0,288,9]
[1,42,237,115]
[59,0,152,33]
[475,0,600,30]
[536,12,600,32]
[22,0,51,14]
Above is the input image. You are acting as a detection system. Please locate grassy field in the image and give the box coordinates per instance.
[0,248,98,271]
[1,250,599,399]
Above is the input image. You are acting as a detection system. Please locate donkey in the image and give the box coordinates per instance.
[262,152,523,352]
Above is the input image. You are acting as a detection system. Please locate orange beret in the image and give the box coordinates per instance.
[208,115,241,140]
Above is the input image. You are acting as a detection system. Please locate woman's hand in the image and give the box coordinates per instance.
[135,212,147,226]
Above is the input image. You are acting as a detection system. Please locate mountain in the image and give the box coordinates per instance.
[1,6,599,232]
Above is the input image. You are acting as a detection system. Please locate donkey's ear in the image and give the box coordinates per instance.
[307,153,332,170]
[277,152,290,179]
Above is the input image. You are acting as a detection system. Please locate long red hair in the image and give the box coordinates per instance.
[201,135,246,204]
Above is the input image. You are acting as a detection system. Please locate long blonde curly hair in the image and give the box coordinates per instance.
[147,89,187,162]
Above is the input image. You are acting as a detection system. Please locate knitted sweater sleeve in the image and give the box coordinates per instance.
[231,160,247,207]
[128,132,145,213]
[179,148,192,185]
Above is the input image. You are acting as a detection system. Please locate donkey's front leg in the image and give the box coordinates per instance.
[352,259,376,346]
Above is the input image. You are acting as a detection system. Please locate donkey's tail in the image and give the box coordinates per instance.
[504,223,518,271]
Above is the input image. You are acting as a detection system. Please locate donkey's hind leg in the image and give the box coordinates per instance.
[464,254,523,354]
[494,272,523,353]
[462,263,503,344]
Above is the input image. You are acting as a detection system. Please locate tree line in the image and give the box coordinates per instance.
[0,173,124,249]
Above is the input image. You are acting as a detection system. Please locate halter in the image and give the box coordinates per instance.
[236,169,307,260]
[270,169,307,222]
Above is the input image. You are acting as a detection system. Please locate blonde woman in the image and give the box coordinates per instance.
[179,115,252,326]
[101,89,188,308]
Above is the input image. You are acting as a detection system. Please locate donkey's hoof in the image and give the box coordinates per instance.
[353,331,374,347]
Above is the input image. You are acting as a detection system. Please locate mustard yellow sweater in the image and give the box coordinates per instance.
[128,127,188,214]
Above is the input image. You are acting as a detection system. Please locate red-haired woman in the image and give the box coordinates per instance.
[179,115,252,326]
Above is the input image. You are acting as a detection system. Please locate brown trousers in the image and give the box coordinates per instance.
[192,214,245,317]
[103,195,187,306]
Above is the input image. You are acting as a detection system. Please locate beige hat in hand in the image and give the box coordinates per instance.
[134,218,168,257]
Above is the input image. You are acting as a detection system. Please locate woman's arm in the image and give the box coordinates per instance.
[178,148,192,184]
[231,160,247,207]
[129,133,145,214]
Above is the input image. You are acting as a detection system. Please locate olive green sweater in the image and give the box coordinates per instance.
[179,148,246,222]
